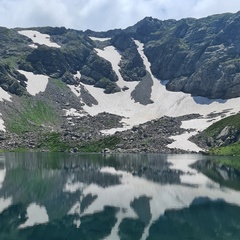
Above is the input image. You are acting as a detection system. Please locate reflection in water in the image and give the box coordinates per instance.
[19,203,49,229]
[0,152,240,239]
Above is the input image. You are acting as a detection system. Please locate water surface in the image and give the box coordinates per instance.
[0,152,240,240]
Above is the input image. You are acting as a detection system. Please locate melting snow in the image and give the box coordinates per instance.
[0,87,11,102]
[0,114,6,132]
[89,37,111,41]
[18,30,61,48]
[67,84,80,97]
[74,71,81,80]
[64,108,86,117]
[18,70,49,96]
[70,40,240,151]
[168,132,203,152]
[0,89,11,132]
[168,117,223,151]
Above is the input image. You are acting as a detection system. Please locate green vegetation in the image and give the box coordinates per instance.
[200,156,240,190]
[38,132,70,152]
[51,78,68,90]
[203,113,240,157]
[0,55,26,69]
[78,136,121,152]
[205,113,240,137]
[214,155,240,171]
[208,142,240,158]
[7,98,59,134]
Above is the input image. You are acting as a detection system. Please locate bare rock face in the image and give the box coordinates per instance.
[111,32,146,81]
[3,12,240,98]
[133,13,240,99]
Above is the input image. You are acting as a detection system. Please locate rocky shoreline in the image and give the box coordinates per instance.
[0,112,203,154]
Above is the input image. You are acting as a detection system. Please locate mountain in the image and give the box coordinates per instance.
[1,12,240,153]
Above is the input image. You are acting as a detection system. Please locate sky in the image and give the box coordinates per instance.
[1,0,240,31]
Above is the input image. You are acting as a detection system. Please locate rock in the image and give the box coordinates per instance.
[101,148,111,154]
[216,126,231,140]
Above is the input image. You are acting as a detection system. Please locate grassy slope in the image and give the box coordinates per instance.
[205,113,240,156]
[204,113,240,170]
[205,113,240,137]
[208,142,240,157]
[7,97,59,134]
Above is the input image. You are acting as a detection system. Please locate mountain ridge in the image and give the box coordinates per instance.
[0,12,240,153]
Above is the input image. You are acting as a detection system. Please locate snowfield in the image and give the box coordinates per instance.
[18,70,49,96]
[67,39,240,151]
[64,108,86,117]
[89,37,111,42]
[0,88,12,132]
[18,30,61,48]
[0,88,11,102]
[12,30,240,151]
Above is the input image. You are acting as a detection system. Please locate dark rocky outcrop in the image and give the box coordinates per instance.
[3,12,240,98]
[111,33,146,81]
[131,72,154,105]
[191,113,240,150]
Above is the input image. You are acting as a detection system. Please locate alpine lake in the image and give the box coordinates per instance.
[0,152,240,240]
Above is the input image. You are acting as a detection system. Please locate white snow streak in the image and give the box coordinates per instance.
[18,30,61,48]
[68,40,240,152]
[0,88,12,132]
[0,87,11,102]
[18,70,49,96]
[89,37,111,42]
[64,108,86,117]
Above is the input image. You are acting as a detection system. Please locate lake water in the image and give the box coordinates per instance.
[0,152,240,239]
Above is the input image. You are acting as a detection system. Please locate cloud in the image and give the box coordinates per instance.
[0,0,240,30]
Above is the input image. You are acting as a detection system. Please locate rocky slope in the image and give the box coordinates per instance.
[1,12,240,152]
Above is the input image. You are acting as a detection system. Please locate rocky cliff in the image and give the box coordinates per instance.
[1,12,240,153]
[2,12,240,98]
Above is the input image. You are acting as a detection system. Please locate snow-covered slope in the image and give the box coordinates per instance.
[18,70,49,96]
[68,38,240,151]
[0,32,238,152]
[18,30,61,48]
[0,88,12,132]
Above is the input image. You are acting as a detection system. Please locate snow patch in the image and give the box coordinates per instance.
[80,40,240,150]
[18,70,49,96]
[95,46,131,89]
[89,37,111,41]
[74,71,81,80]
[64,108,86,117]
[0,114,6,132]
[168,115,226,152]
[0,87,12,102]
[168,132,203,152]
[28,43,38,49]
[67,84,80,97]
[18,30,61,48]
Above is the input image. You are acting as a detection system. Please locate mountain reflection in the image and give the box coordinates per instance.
[0,152,240,239]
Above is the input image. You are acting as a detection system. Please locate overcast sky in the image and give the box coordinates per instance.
[1,0,240,31]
